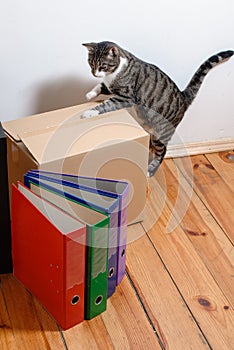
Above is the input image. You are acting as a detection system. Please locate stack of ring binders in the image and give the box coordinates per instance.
[11,171,129,329]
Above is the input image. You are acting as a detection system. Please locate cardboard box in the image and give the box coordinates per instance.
[0,122,13,273]
[3,102,149,225]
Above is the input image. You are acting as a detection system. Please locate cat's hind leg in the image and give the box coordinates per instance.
[148,137,167,177]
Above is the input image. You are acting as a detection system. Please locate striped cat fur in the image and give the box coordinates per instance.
[82,41,233,177]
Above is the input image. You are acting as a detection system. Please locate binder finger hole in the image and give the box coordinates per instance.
[71,295,80,305]
[121,249,126,257]
[108,267,115,278]
[95,295,103,305]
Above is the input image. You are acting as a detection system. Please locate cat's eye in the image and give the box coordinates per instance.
[99,64,107,70]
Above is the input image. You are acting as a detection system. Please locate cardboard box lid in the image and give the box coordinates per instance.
[3,103,149,164]
[2,103,95,142]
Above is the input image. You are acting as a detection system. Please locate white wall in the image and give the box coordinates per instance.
[1,0,234,145]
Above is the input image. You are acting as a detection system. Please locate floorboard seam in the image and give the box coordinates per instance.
[125,270,165,350]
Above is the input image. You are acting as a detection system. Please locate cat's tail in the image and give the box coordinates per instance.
[183,50,234,106]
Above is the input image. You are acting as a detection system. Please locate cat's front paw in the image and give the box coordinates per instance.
[81,109,100,119]
[86,91,97,100]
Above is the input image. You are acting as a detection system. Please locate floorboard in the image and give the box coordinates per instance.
[127,225,210,350]
[174,155,234,244]
[159,159,234,307]
[205,151,234,189]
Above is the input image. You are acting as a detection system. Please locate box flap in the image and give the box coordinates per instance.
[16,108,148,164]
[2,102,97,142]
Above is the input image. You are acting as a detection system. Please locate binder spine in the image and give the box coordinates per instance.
[85,220,109,320]
[116,190,129,285]
[107,209,118,297]
[64,229,86,329]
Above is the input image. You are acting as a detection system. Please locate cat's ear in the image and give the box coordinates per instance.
[82,43,97,53]
[108,46,119,57]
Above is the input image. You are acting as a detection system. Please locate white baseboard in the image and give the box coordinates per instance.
[166,138,234,158]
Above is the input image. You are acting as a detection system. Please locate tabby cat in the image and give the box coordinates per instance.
[82,41,233,177]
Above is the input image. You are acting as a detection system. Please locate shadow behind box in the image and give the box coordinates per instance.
[0,122,12,273]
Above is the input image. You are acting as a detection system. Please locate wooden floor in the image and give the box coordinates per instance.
[0,151,233,350]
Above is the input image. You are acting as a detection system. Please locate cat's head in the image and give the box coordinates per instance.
[82,41,121,78]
